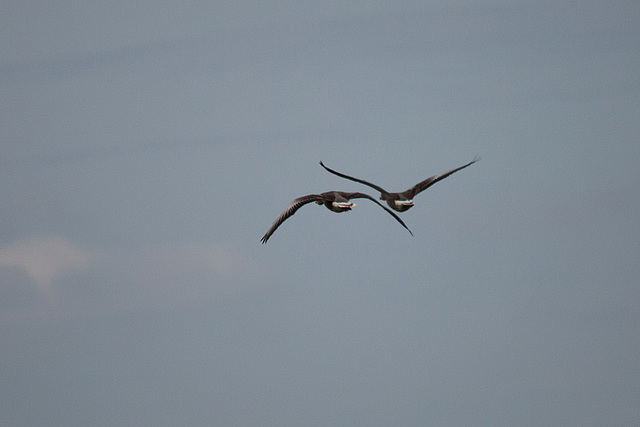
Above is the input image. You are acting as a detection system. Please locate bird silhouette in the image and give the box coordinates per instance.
[319,157,479,212]
[260,191,413,243]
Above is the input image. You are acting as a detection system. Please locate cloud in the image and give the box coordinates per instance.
[130,242,246,287]
[58,241,254,314]
[0,236,97,296]
[1,237,255,318]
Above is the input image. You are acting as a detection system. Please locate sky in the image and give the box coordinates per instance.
[1,1,639,425]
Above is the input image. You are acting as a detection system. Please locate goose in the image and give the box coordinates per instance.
[260,191,413,243]
[319,157,479,212]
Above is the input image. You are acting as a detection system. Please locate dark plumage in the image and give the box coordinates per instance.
[260,191,413,243]
[319,157,480,212]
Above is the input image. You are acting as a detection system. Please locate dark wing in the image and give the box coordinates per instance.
[261,194,322,243]
[320,161,390,196]
[346,192,414,236]
[404,156,480,198]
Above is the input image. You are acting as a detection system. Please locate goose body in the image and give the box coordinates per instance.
[319,157,479,212]
[260,191,412,243]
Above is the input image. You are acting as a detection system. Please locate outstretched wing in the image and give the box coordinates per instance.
[320,161,390,196]
[261,194,322,243]
[405,156,480,198]
[346,192,414,236]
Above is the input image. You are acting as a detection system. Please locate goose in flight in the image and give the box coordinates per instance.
[260,191,413,243]
[319,157,480,212]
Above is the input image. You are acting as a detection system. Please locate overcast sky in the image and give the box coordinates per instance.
[2,1,639,426]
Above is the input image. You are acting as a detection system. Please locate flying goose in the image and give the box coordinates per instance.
[260,191,413,243]
[319,157,480,212]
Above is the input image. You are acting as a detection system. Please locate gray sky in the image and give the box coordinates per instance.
[2,1,639,425]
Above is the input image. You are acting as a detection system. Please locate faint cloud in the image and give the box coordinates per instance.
[1,238,254,318]
[131,242,246,289]
[0,236,97,296]
[67,241,252,312]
